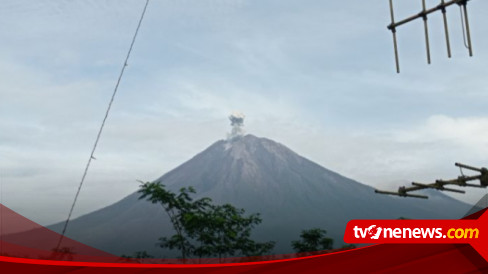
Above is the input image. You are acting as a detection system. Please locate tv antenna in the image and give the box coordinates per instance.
[388,0,474,73]
[375,163,488,199]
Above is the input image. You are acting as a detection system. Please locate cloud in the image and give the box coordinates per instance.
[1,0,488,225]
[395,115,488,153]
[267,114,488,205]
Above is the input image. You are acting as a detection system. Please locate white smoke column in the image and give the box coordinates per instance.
[228,111,245,140]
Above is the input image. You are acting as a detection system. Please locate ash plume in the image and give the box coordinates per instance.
[228,111,245,140]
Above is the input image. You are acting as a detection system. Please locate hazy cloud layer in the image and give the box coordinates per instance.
[1,0,488,225]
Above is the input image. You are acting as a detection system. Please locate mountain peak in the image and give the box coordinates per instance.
[222,134,293,161]
[48,134,472,257]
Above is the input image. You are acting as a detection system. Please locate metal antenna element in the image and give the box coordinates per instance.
[387,0,475,73]
[441,0,452,58]
[422,0,431,65]
[388,0,400,73]
[375,163,488,199]
[459,1,473,56]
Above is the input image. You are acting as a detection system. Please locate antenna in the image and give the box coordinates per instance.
[387,0,474,73]
[375,163,488,199]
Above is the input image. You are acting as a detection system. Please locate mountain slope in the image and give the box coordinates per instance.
[48,134,471,256]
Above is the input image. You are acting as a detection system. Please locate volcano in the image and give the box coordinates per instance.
[48,134,471,256]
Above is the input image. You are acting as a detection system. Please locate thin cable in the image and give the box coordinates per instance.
[459,166,465,178]
[459,5,469,49]
[56,0,150,250]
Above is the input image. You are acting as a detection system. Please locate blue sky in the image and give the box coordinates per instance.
[1,0,488,225]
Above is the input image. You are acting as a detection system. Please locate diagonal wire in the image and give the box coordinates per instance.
[56,0,150,250]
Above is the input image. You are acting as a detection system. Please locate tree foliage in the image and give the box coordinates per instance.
[138,181,274,260]
[291,228,333,253]
[185,203,275,259]
[139,182,210,260]
[121,250,154,259]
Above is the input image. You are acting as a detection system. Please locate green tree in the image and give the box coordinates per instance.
[291,228,334,253]
[138,181,274,261]
[185,203,274,261]
[138,181,211,260]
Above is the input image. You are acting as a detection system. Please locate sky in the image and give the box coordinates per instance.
[1,0,488,226]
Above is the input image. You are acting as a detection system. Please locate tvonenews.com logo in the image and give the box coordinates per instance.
[343,212,488,261]
[353,225,479,240]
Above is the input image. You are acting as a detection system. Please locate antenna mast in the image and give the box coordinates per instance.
[388,0,474,73]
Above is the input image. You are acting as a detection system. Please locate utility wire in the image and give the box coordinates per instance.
[56,0,150,250]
